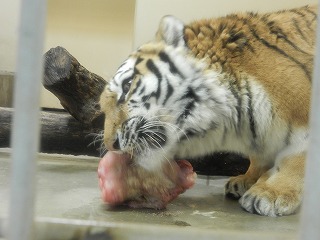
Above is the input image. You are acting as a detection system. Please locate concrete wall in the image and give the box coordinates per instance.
[0,0,19,107]
[43,0,136,108]
[0,0,20,73]
[0,0,136,109]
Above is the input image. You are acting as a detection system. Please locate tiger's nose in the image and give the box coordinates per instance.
[105,137,121,151]
[112,138,120,150]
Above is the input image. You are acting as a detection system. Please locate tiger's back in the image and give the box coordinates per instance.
[184,5,316,126]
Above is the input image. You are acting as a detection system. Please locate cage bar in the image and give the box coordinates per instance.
[8,0,47,239]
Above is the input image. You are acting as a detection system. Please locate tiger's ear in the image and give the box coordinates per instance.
[156,15,185,47]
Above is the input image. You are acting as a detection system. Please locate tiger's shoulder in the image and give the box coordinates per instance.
[184,5,316,78]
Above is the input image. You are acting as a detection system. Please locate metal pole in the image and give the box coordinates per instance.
[9,0,47,239]
[299,3,320,240]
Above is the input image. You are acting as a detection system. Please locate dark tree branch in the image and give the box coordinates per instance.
[43,46,107,125]
[0,107,103,157]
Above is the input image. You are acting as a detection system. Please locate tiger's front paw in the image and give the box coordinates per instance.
[225,175,256,200]
[239,183,301,217]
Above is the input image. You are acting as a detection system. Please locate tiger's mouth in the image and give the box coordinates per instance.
[115,116,169,155]
[136,126,167,150]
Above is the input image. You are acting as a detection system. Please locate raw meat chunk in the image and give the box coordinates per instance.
[98,151,196,209]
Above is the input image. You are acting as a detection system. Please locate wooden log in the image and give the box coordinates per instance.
[0,107,103,157]
[43,46,107,125]
[0,107,11,147]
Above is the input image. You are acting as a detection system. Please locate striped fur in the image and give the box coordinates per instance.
[100,5,317,216]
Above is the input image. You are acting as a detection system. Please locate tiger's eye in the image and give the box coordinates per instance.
[123,80,132,94]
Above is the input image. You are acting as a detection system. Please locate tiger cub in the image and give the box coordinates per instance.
[100,5,317,216]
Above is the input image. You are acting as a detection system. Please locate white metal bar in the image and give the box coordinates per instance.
[299,3,320,240]
[9,0,47,240]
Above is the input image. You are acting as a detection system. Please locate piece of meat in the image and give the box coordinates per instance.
[98,151,197,209]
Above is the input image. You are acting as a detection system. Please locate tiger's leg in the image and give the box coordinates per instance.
[239,152,305,217]
[225,157,268,199]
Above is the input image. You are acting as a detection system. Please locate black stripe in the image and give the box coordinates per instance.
[118,94,125,104]
[290,9,306,18]
[248,25,312,81]
[133,57,143,79]
[303,8,317,32]
[131,78,142,95]
[209,120,219,130]
[138,86,146,96]
[116,69,132,84]
[116,61,128,72]
[285,124,292,146]
[179,128,198,141]
[112,80,119,87]
[182,100,195,119]
[228,29,255,53]
[146,59,162,79]
[228,81,242,132]
[159,51,184,78]
[135,56,144,66]
[218,22,227,34]
[291,8,316,32]
[133,68,141,75]
[292,18,309,43]
[184,87,200,102]
[275,30,311,55]
[142,95,151,110]
[263,18,311,56]
[163,78,174,105]
[226,29,246,44]
[146,59,162,101]
[176,87,199,124]
[304,7,317,21]
[245,80,257,139]
[273,31,310,56]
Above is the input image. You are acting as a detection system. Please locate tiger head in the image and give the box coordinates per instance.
[100,16,223,170]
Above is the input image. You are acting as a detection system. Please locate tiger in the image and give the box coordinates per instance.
[99,5,317,216]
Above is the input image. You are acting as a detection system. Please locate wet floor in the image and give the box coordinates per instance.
[0,149,299,239]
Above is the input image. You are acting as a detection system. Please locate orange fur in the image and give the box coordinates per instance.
[184,5,316,126]
[100,89,128,150]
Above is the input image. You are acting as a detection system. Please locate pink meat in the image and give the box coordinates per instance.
[98,151,197,209]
